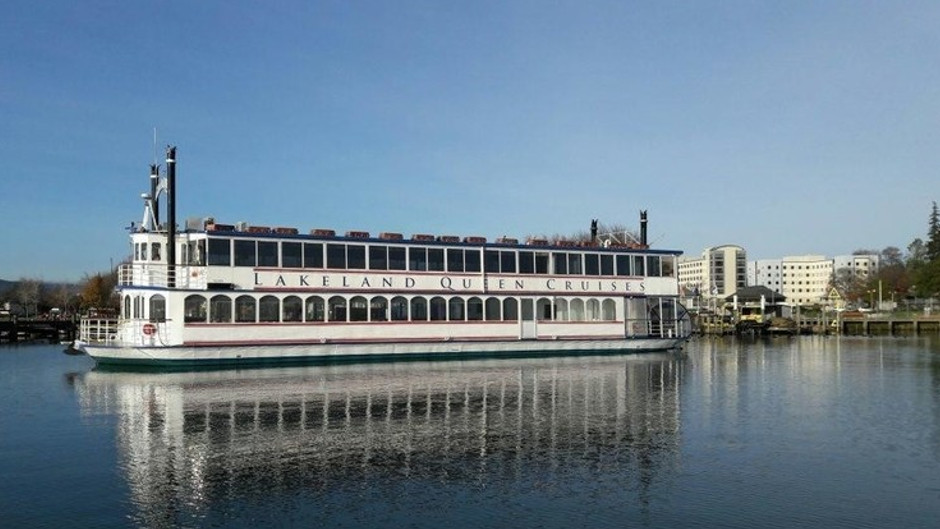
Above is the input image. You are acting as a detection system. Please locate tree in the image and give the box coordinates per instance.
[12,278,41,318]
[79,272,119,312]
[907,238,926,266]
[928,201,940,261]
[830,268,867,304]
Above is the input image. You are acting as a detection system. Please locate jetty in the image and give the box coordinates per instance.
[0,318,77,343]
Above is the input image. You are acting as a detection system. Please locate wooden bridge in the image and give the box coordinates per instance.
[0,318,77,343]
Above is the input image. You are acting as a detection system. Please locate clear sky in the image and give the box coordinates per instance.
[2,1,938,282]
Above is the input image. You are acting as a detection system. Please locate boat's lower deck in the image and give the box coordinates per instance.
[78,336,686,367]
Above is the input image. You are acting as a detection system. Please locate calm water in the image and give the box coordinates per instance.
[2,337,940,528]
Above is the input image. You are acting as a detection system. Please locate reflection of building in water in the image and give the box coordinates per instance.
[74,356,683,525]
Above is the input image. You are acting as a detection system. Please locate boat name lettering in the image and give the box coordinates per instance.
[253,272,647,294]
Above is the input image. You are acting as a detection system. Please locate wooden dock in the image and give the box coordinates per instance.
[0,318,77,343]
[839,316,940,336]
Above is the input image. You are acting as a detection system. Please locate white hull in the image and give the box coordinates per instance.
[78,337,685,367]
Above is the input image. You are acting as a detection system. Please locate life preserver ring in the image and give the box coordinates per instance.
[142,323,157,336]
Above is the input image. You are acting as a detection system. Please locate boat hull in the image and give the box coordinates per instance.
[77,337,686,367]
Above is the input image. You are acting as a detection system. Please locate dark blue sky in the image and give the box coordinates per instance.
[2,1,938,280]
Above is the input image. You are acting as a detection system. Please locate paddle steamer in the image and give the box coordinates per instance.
[77,147,690,366]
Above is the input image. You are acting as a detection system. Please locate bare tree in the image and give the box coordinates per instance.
[13,278,41,318]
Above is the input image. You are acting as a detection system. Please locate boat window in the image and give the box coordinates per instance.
[123,295,131,319]
[447,249,465,272]
[467,297,483,320]
[390,296,408,321]
[602,299,616,320]
[134,243,141,261]
[184,295,207,323]
[409,247,427,271]
[484,250,500,273]
[388,247,407,270]
[369,246,388,270]
[347,244,366,269]
[149,295,166,322]
[370,296,388,321]
[586,299,600,321]
[632,255,645,276]
[304,243,323,269]
[449,297,465,321]
[349,296,368,321]
[568,253,582,275]
[327,243,346,269]
[502,298,518,321]
[234,240,256,267]
[553,253,568,275]
[151,242,161,262]
[584,253,600,276]
[647,256,661,277]
[465,250,481,272]
[518,251,534,274]
[282,242,302,268]
[600,254,614,276]
[537,298,553,321]
[616,255,631,276]
[430,297,447,321]
[328,296,347,322]
[258,241,278,267]
[210,295,232,323]
[411,296,428,321]
[570,299,585,321]
[661,255,675,278]
[235,295,256,323]
[534,252,549,274]
[305,296,325,322]
[259,296,279,322]
[427,248,445,271]
[282,296,302,322]
[555,299,569,321]
[500,251,516,274]
[485,297,501,320]
[208,238,231,266]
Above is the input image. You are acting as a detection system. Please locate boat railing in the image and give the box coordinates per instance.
[79,318,119,344]
[118,263,206,289]
[633,318,692,339]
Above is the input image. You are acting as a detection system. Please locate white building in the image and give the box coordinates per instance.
[780,255,833,306]
[747,253,880,307]
[833,254,880,278]
[678,245,747,307]
[747,259,783,295]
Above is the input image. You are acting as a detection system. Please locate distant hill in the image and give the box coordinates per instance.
[0,279,14,293]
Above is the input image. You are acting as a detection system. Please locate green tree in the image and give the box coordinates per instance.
[928,201,940,261]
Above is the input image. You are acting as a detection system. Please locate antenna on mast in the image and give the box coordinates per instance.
[152,127,158,165]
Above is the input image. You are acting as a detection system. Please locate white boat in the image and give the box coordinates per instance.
[76,146,690,366]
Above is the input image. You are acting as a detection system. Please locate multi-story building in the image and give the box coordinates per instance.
[780,255,833,306]
[678,245,747,308]
[747,259,783,295]
[747,253,879,307]
[833,254,880,279]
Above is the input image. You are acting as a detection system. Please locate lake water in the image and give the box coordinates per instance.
[2,337,939,528]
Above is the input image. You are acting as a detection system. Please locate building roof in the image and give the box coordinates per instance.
[725,286,786,303]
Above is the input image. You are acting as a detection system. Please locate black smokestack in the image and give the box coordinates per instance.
[149,163,160,227]
[640,210,648,247]
[590,219,598,243]
[166,147,177,288]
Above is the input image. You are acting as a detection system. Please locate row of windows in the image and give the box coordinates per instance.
[199,238,674,277]
[179,294,621,324]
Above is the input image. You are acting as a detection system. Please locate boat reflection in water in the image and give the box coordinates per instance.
[73,353,684,526]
